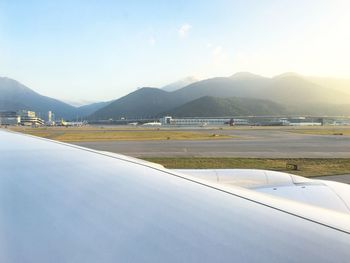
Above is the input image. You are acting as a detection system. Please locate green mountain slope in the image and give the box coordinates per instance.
[172,73,350,106]
[76,101,112,117]
[89,88,181,120]
[91,73,350,120]
[164,96,288,117]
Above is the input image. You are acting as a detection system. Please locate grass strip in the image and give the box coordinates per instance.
[142,157,350,177]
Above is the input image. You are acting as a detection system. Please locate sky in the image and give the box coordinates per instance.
[0,0,349,104]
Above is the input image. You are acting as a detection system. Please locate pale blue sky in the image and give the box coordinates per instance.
[0,0,349,103]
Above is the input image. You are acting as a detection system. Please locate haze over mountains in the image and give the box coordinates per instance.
[90,73,350,119]
[161,76,199,92]
[164,96,288,117]
[1,73,350,120]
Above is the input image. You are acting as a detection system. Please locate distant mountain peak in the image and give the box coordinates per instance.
[162,76,199,92]
[230,72,265,79]
[0,76,36,93]
[273,72,303,79]
[182,76,198,82]
[0,76,108,120]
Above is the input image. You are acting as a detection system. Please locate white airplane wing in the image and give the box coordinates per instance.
[1,129,350,262]
[174,169,350,214]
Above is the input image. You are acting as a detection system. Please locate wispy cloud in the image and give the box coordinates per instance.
[178,23,192,38]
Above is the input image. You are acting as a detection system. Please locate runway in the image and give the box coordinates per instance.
[72,128,350,158]
[315,174,350,184]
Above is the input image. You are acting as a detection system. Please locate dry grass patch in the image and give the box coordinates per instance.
[10,126,232,142]
[142,157,350,177]
[286,126,350,136]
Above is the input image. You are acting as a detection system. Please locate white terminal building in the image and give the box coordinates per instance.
[0,110,44,126]
[18,110,44,126]
[159,116,249,126]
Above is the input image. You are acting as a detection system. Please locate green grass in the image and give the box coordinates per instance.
[141,157,350,177]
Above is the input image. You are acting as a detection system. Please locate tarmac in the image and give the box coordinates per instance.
[71,128,350,184]
[315,174,350,184]
[73,128,350,158]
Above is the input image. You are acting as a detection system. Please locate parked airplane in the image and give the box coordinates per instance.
[0,129,350,262]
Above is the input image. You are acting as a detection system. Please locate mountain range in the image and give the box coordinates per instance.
[161,76,199,92]
[1,73,350,121]
[90,73,350,119]
[164,96,288,117]
[0,77,110,120]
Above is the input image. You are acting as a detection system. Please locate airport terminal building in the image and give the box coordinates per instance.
[18,110,44,126]
[159,116,327,127]
[159,116,249,126]
[0,110,44,126]
[0,111,21,126]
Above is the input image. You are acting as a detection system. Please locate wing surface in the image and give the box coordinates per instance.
[0,130,350,262]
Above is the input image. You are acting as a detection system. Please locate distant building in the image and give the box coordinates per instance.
[18,110,44,126]
[288,122,322,126]
[46,111,55,126]
[0,111,20,126]
[287,117,322,126]
[48,111,52,122]
[230,118,250,125]
[159,116,249,126]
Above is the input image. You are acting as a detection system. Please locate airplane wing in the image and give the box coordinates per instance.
[174,169,350,214]
[0,129,350,262]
